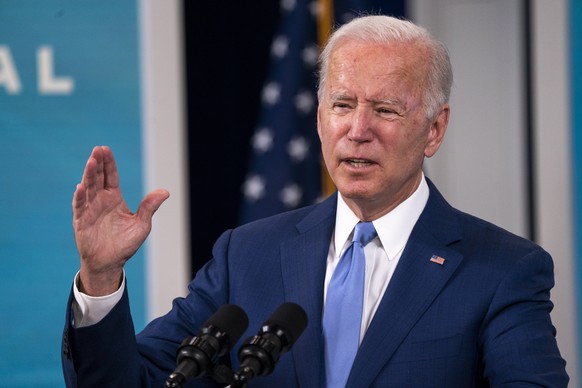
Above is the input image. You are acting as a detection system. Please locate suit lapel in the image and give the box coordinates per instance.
[347,182,464,387]
[280,194,337,387]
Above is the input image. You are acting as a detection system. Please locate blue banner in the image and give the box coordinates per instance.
[571,0,582,375]
[0,1,145,385]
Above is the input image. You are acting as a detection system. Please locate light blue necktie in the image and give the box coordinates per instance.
[324,221,377,388]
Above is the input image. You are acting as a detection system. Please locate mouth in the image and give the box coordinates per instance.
[344,158,373,168]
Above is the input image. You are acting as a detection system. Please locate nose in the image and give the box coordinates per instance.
[347,106,373,142]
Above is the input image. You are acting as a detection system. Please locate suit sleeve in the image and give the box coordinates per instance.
[480,247,569,387]
[61,230,236,387]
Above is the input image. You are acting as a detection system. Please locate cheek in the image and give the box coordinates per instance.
[376,131,426,166]
[318,124,334,157]
[319,118,344,145]
[320,134,339,165]
[398,123,431,150]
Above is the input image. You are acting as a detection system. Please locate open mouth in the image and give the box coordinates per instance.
[345,158,373,167]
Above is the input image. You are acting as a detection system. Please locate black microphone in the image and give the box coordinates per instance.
[235,302,308,384]
[165,304,249,388]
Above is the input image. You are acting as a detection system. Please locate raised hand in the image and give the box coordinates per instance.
[72,146,169,296]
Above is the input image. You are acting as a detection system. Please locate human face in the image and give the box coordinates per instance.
[317,39,449,220]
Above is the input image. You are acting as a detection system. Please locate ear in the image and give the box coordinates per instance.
[424,104,450,158]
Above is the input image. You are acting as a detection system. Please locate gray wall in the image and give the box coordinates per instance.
[410,0,577,384]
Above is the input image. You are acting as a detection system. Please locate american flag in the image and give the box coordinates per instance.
[239,0,405,224]
[239,0,323,223]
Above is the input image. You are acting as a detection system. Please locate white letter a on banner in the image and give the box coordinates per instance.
[0,45,22,94]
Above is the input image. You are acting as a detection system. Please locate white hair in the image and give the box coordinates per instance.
[318,15,453,119]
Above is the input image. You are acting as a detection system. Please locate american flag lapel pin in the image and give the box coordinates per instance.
[430,254,445,265]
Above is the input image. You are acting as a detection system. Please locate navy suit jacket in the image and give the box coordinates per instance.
[62,181,568,387]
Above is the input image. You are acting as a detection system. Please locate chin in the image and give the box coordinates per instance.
[337,184,377,201]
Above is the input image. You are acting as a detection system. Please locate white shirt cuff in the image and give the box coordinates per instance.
[71,271,125,328]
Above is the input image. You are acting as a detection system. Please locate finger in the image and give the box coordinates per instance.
[72,183,87,220]
[81,147,101,190]
[93,146,106,191]
[101,146,120,190]
[136,189,170,224]
[82,156,98,204]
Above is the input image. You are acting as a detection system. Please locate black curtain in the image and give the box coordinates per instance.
[183,1,406,275]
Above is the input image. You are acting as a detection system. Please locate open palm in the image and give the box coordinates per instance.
[72,146,169,295]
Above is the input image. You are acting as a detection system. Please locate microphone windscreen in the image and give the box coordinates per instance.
[264,302,308,344]
[204,304,249,345]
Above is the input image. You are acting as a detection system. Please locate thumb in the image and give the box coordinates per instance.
[136,189,170,224]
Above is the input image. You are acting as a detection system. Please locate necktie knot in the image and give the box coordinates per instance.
[353,221,377,247]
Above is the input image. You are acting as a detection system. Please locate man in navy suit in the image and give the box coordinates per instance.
[62,15,568,387]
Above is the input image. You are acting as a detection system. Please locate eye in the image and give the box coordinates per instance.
[332,102,353,112]
[376,106,402,118]
[377,107,395,115]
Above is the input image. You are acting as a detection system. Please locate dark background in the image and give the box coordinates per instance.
[182,1,406,274]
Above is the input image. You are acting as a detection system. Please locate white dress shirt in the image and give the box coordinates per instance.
[74,176,429,330]
[324,176,429,342]
[72,272,125,327]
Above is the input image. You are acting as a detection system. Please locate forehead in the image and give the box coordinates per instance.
[326,39,429,97]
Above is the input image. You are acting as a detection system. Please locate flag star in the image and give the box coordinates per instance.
[243,175,266,201]
[281,0,296,12]
[262,82,281,105]
[294,90,315,114]
[302,44,319,67]
[271,35,289,59]
[252,127,274,153]
[287,136,309,162]
[280,184,303,208]
[309,1,321,17]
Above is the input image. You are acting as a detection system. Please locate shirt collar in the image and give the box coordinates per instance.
[334,174,430,260]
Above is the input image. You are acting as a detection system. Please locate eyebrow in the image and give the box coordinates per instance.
[329,93,405,108]
[375,98,405,107]
[329,93,354,101]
